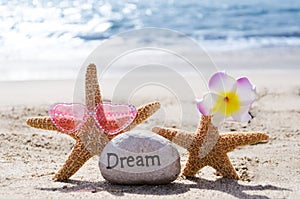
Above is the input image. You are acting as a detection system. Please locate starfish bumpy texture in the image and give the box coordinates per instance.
[152,115,269,180]
[27,64,160,181]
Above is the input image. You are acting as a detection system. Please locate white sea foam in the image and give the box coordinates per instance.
[0,0,299,81]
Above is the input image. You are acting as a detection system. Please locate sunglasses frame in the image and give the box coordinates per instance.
[49,102,137,135]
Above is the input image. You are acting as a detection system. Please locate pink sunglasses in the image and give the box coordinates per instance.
[49,103,137,135]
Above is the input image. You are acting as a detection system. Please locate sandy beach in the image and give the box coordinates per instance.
[1,47,300,199]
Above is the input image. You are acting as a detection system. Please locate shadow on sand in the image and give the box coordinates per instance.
[38,177,290,198]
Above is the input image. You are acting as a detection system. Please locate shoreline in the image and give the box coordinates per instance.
[1,46,300,82]
[1,69,299,106]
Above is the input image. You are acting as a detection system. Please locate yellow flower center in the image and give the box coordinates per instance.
[213,91,240,116]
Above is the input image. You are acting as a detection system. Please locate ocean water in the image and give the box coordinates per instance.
[0,0,300,80]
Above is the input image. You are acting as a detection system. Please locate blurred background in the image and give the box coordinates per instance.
[0,0,300,81]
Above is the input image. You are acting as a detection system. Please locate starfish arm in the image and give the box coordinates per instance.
[197,115,213,131]
[196,115,218,138]
[26,117,78,140]
[152,127,195,149]
[85,64,102,110]
[26,117,58,131]
[121,101,161,132]
[209,153,240,180]
[182,155,206,177]
[219,132,269,153]
[76,119,110,156]
[53,140,93,181]
[193,116,220,152]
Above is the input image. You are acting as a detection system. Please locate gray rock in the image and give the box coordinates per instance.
[99,130,180,185]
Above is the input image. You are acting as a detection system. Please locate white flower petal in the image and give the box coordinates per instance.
[236,77,256,105]
[231,106,252,122]
[209,72,236,93]
[196,93,219,116]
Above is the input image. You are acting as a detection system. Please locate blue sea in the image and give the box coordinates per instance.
[0,0,300,80]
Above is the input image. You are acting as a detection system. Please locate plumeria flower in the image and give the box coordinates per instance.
[197,72,256,126]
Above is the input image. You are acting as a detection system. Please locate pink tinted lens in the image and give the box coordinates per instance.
[94,103,137,135]
[49,103,88,133]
